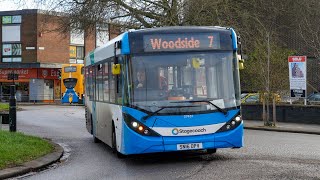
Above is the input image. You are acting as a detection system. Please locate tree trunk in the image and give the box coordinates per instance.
[262,94,266,125]
[273,95,276,126]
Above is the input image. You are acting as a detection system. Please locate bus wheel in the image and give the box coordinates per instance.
[112,124,126,158]
[91,114,100,143]
[93,136,101,143]
[206,149,217,154]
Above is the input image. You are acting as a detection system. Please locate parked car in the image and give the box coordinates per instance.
[307,92,320,105]
[241,93,281,104]
[241,93,260,103]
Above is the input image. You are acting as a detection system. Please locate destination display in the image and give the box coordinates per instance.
[143,33,221,52]
[64,66,77,73]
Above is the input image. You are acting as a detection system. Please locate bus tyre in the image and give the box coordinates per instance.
[206,149,217,154]
[93,136,101,143]
[90,114,97,142]
[112,125,126,158]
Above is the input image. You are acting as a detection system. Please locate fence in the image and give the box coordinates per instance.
[241,104,320,125]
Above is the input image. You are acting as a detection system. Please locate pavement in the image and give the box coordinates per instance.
[0,120,319,179]
[244,120,320,135]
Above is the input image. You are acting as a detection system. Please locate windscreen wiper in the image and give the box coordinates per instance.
[141,105,198,121]
[171,100,228,115]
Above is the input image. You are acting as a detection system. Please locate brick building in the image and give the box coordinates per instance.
[0,9,99,102]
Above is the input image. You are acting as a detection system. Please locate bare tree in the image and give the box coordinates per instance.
[14,0,310,126]
[13,0,187,33]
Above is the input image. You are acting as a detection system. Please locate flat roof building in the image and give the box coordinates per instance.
[0,9,99,102]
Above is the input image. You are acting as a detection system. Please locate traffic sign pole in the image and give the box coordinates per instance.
[9,85,17,132]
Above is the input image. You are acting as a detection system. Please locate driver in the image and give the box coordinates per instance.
[136,70,146,88]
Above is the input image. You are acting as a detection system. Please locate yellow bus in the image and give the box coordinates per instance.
[61,64,84,104]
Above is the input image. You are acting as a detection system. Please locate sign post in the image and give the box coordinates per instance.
[7,72,18,132]
[9,85,16,132]
[7,72,19,84]
[288,56,307,104]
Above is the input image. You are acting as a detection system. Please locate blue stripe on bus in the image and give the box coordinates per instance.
[121,32,130,54]
[230,28,238,51]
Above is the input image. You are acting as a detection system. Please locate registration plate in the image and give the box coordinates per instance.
[177,143,203,150]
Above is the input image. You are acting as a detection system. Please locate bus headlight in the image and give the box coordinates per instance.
[132,122,138,128]
[235,116,241,122]
[123,113,160,136]
[216,114,242,133]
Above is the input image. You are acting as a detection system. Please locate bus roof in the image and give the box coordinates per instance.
[131,26,231,33]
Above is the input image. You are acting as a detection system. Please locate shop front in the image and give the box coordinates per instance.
[0,68,60,102]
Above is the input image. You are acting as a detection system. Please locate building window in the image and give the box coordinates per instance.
[76,46,84,59]
[69,45,84,63]
[2,57,22,62]
[69,46,76,58]
[2,44,21,55]
[2,15,21,24]
[2,15,22,62]
[2,25,21,42]
[70,30,84,45]
[96,23,109,47]
[2,43,22,62]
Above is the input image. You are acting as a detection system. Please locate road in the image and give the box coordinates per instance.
[13,105,320,180]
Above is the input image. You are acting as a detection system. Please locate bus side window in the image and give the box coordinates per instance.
[103,62,110,102]
[97,64,104,101]
[116,56,123,104]
[89,66,94,101]
[110,62,116,103]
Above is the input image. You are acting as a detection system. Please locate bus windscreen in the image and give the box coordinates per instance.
[63,78,77,89]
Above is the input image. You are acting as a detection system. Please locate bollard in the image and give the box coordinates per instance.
[0,116,2,130]
[9,85,16,132]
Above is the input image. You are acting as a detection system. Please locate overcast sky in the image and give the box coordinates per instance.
[0,0,39,11]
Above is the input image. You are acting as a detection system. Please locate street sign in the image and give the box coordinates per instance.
[288,56,307,98]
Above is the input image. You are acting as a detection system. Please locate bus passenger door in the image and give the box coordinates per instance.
[112,56,125,152]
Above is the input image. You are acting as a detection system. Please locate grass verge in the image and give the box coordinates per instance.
[0,103,9,111]
[0,130,54,170]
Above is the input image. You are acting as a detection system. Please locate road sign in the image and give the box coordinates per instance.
[288,56,307,98]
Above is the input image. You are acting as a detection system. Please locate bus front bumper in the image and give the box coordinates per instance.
[121,122,243,155]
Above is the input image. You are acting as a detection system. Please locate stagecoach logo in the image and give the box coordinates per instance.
[171,127,206,135]
[172,128,179,135]
[42,70,48,78]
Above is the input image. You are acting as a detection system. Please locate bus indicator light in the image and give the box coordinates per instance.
[138,126,144,131]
